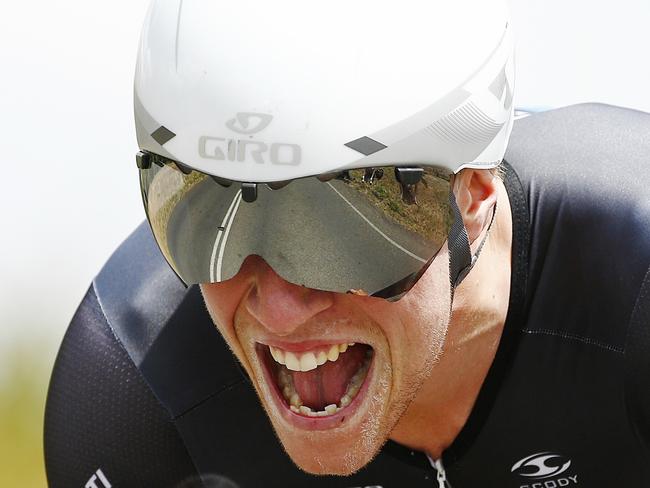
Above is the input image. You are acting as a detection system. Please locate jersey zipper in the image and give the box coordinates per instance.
[427,455,453,488]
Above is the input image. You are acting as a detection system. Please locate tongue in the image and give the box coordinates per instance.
[291,345,367,411]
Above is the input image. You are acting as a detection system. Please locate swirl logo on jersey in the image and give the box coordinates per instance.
[511,452,579,488]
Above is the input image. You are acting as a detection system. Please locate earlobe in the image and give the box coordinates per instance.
[453,169,498,243]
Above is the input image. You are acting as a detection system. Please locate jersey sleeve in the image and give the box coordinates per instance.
[44,285,202,488]
[625,266,650,455]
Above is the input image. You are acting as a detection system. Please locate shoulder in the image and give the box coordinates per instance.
[507,103,650,241]
[508,103,650,180]
[44,283,201,486]
[44,223,248,486]
[507,103,650,247]
[504,104,650,351]
[492,105,650,464]
[91,222,245,417]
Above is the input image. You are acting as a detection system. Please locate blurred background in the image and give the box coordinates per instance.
[1,0,649,485]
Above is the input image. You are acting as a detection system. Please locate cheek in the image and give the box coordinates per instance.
[200,279,250,339]
[353,253,451,356]
[404,250,452,330]
[201,280,260,375]
[388,257,452,373]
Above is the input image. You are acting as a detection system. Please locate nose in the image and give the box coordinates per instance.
[243,257,334,336]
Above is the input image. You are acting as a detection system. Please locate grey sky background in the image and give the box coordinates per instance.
[1,0,649,370]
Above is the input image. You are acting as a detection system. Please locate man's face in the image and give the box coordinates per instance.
[200,247,452,475]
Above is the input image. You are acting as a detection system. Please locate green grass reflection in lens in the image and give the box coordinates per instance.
[346,167,452,246]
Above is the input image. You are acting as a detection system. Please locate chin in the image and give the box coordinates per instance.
[245,341,394,476]
[272,406,387,476]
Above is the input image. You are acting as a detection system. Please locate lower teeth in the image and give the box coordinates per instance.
[279,349,372,417]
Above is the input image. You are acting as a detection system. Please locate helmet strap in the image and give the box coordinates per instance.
[448,192,497,292]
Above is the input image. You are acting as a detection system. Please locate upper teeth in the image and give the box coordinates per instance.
[277,348,373,417]
[269,343,355,372]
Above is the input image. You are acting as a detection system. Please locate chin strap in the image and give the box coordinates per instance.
[448,192,497,291]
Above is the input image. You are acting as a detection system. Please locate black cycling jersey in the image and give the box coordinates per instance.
[44,104,650,488]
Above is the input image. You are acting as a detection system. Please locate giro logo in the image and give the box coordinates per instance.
[512,452,578,488]
[199,112,301,165]
[226,112,273,134]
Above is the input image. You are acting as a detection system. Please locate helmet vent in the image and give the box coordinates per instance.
[425,102,503,145]
[344,136,387,156]
[504,80,514,110]
[151,126,177,146]
[489,67,507,100]
[490,65,514,110]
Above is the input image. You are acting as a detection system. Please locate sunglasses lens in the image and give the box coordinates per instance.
[139,162,453,299]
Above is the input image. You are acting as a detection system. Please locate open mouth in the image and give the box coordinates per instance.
[257,342,374,423]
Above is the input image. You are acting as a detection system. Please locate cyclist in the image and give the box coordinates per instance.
[45,0,650,486]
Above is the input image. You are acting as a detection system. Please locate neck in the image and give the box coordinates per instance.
[388,179,513,458]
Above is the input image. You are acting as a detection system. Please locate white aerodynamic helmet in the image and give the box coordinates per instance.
[134,0,514,183]
[134,0,514,297]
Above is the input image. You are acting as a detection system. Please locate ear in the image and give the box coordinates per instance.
[452,169,498,243]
